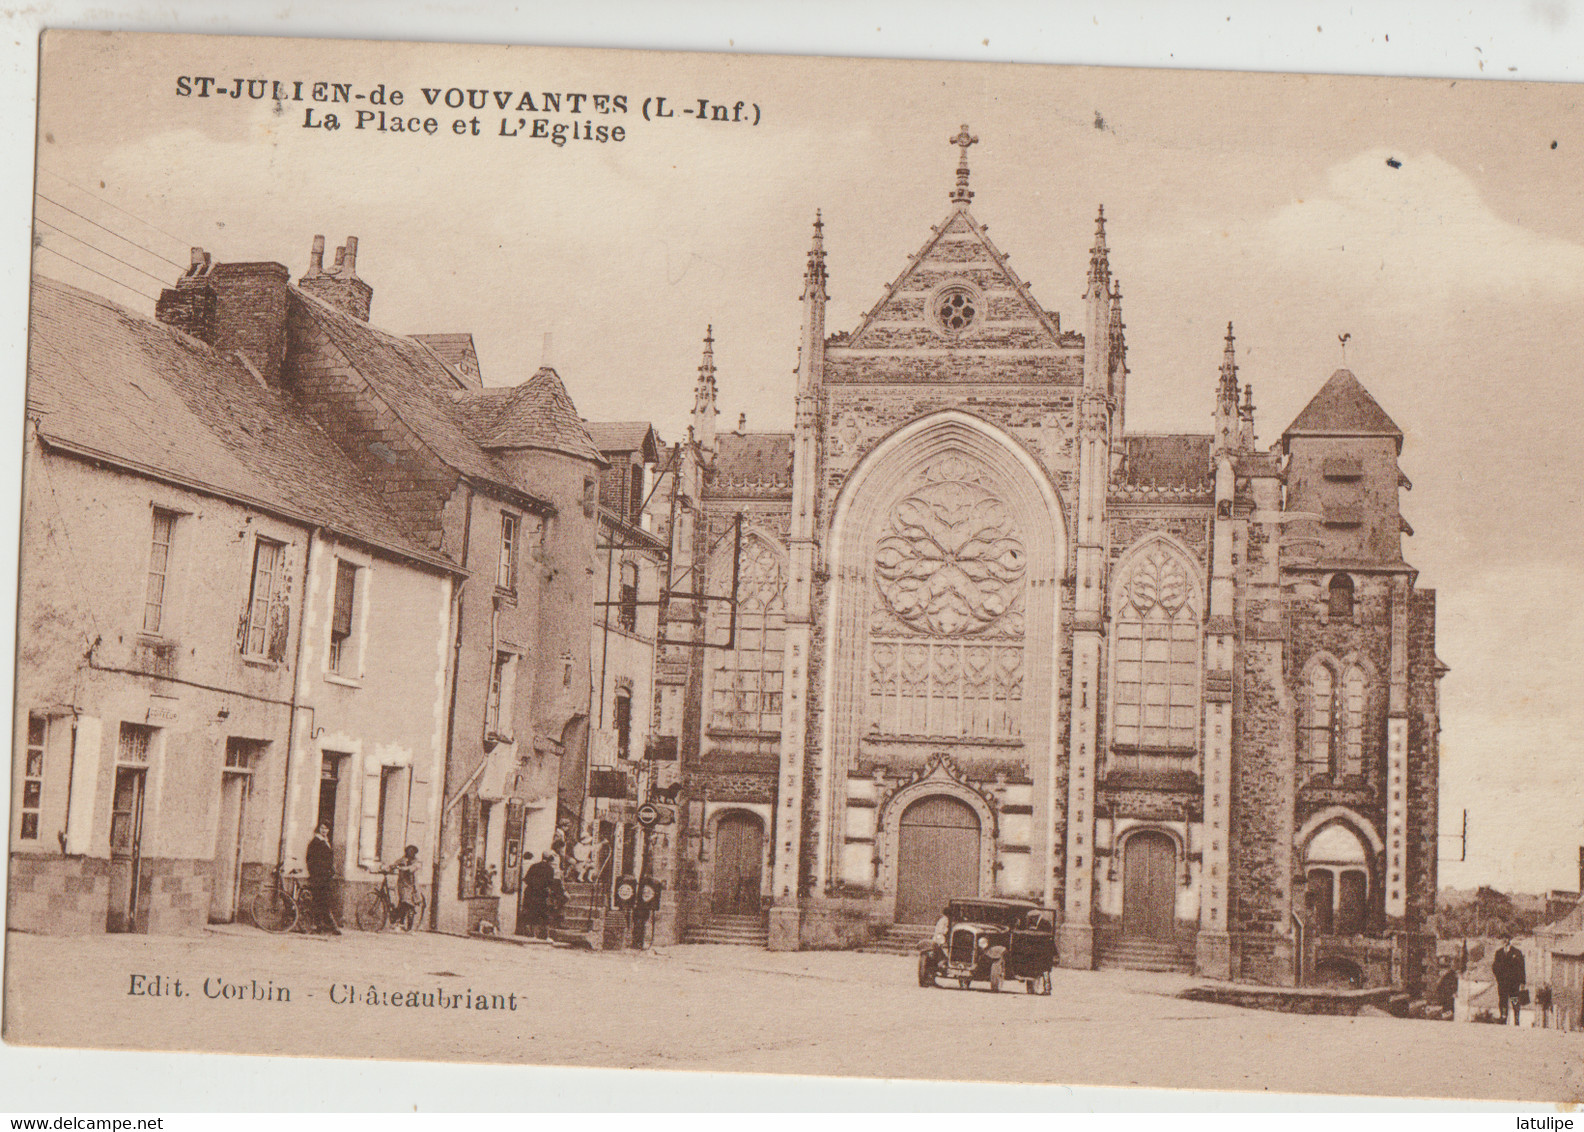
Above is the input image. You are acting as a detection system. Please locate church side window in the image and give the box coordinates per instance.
[1328,573,1355,619]
[710,539,786,745]
[1302,663,1335,779]
[1110,543,1200,752]
[1341,665,1367,778]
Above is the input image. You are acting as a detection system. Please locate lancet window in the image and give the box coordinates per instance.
[709,538,787,741]
[1109,542,1201,752]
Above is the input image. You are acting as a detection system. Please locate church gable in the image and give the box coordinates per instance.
[844,209,1068,352]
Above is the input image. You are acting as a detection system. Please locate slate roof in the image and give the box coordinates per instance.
[411,333,481,389]
[713,431,792,489]
[294,293,602,486]
[585,421,661,461]
[1284,368,1404,453]
[462,368,604,462]
[27,277,456,573]
[1113,434,1213,491]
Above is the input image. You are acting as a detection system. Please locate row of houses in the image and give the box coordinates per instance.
[10,239,627,937]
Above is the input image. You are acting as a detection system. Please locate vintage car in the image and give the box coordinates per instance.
[917,897,1057,995]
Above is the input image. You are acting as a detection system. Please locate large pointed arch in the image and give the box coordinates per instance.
[814,410,1068,895]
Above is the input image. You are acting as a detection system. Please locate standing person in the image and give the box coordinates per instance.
[305,823,339,935]
[1492,937,1527,1025]
[389,844,420,930]
[545,854,568,933]
[520,852,552,940]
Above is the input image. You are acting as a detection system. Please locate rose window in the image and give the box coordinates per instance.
[935,287,978,333]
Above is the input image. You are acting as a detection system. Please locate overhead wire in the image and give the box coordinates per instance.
[33,217,173,287]
[37,167,192,252]
[32,243,161,304]
[34,192,185,270]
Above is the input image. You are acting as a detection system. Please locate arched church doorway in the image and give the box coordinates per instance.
[1122,831,1177,942]
[895,795,981,923]
[712,812,764,915]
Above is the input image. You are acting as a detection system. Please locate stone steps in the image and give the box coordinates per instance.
[1096,939,1195,973]
[863,925,933,956]
[685,913,768,947]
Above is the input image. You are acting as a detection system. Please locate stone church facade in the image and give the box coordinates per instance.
[670,132,1443,990]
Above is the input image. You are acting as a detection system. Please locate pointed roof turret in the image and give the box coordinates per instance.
[1086,205,1110,297]
[1283,368,1404,453]
[693,324,719,418]
[948,123,979,206]
[1218,322,1239,407]
[801,211,828,301]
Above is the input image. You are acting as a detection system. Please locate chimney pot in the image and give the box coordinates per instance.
[308,235,325,276]
[344,236,358,275]
[331,245,346,272]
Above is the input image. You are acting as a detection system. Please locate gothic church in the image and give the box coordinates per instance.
[670,129,1442,989]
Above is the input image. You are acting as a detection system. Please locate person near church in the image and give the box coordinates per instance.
[305,823,339,935]
[545,853,568,931]
[520,851,553,939]
[1492,937,1527,1025]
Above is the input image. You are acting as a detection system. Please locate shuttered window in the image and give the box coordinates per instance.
[143,509,176,634]
[329,560,358,673]
[242,538,290,660]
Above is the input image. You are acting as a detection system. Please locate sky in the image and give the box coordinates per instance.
[26,29,1584,895]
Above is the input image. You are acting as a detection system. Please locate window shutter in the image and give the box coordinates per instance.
[406,761,431,862]
[498,655,519,739]
[457,795,477,899]
[357,762,382,869]
[332,561,357,639]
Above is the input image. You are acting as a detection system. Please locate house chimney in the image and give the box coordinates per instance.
[297,233,372,321]
[155,248,291,381]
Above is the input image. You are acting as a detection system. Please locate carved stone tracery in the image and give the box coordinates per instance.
[873,455,1027,637]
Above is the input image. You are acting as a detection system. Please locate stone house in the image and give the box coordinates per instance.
[147,237,603,937]
[10,277,460,935]
[664,134,1445,990]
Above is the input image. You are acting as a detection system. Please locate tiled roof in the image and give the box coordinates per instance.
[28,277,455,572]
[1284,368,1404,452]
[465,367,604,462]
[1114,434,1213,491]
[294,294,601,494]
[411,333,480,389]
[585,421,661,461]
[713,431,792,492]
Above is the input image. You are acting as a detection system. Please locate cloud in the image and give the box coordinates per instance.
[1263,149,1584,305]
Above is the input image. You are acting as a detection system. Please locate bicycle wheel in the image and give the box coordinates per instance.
[251,884,295,933]
[356,889,388,932]
[401,893,427,932]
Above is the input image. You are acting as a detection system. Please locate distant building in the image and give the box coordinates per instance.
[10,277,459,934]
[660,134,1446,990]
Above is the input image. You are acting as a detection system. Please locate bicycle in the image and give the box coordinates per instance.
[251,864,341,933]
[251,863,307,933]
[356,866,426,932]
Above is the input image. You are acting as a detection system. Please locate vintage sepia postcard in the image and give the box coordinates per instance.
[5,26,1584,1106]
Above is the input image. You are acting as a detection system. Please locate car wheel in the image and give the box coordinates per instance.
[989,958,1004,993]
[918,953,936,988]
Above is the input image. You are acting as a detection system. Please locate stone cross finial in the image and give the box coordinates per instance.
[949,124,979,204]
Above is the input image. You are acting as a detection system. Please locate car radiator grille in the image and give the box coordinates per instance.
[950,929,977,966]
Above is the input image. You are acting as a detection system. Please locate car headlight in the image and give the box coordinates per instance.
[977,938,987,950]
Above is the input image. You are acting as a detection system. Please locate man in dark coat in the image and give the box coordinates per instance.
[305,823,339,935]
[1492,937,1527,1025]
[520,852,553,939]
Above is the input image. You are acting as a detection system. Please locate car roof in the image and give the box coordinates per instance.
[950,897,1048,910]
